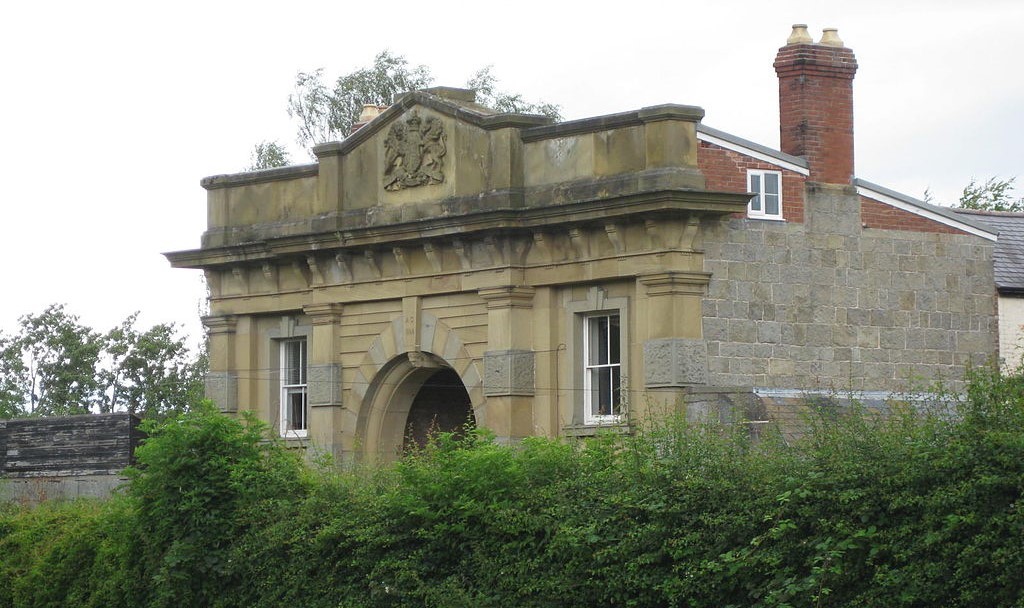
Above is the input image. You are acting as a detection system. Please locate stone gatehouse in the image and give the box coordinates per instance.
[167,26,997,461]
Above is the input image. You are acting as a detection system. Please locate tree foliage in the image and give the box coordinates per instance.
[955,176,1023,212]
[466,65,561,119]
[246,140,290,171]
[286,50,560,152]
[287,52,433,150]
[0,305,104,416]
[100,314,207,418]
[0,305,205,419]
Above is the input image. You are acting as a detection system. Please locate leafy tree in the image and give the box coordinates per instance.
[288,52,433,150]
[0,304,106,416]
[0,305,205,418]
[955,176,1023,212]
[101,314,207,419]
[286,50,560,152]
[0,334,27,418]
[247,140,290,171]
[466,65,561,119]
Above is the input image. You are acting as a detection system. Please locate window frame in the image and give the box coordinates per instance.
[747,169,784,220]
[582,312,623,425]
[279,338,308,438]
[565,287,629,430]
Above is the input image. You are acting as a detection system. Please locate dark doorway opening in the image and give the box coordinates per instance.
[403,368,475,451]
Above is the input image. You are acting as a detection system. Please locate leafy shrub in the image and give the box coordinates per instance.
[126,404,306,607]
[2,369,1024,606]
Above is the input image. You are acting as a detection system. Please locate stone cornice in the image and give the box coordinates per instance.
[167,189,748,269]
[196,248,706,313]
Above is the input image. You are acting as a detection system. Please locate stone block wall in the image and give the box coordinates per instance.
[1,413,142,504]
[701,185,998,392]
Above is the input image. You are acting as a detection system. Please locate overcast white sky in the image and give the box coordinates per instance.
[1,0,1021,343]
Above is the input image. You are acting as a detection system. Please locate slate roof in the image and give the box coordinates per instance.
[954,209,1024,294]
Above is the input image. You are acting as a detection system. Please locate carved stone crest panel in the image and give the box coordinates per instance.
[383,112,447,191]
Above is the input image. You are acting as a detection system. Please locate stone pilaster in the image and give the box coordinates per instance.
[302,303,343,407]
[638,272,710,400]
[478,286,536,440]
[302,303,345,460]
[638,271,710,339]
[202,315,238,413]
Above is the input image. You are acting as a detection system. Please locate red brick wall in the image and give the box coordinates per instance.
[698,141,806,223]
[860,197,969,235]
[774,43,858,185]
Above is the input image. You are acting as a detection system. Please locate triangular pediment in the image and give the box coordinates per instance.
[314,88,552,158]
[308,89,558,213]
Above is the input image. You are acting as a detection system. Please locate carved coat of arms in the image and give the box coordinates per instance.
[383,112,447,191]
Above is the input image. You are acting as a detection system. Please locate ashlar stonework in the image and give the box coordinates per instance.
[168,30,998,463]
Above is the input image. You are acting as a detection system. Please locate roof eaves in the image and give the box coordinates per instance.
[696,124,810,175]
[854,178,997,241]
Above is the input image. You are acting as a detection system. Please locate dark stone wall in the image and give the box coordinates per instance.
[0,413,142,478]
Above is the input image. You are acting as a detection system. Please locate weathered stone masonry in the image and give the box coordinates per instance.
[701,185,997,393]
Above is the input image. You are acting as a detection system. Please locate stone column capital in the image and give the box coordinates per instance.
[303,302,344,325]
[201,315,237,335]
[477,286,535,309]
[638,271,711,296]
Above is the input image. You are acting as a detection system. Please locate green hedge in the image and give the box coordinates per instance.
[2,369,1023,607]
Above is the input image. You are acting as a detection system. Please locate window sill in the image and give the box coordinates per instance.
[746,215,786,222]
[562,422,633,437]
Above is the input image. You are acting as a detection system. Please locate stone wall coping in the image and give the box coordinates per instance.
[201,163,319,190]
[562,423,633,437]
[520,104,705,143]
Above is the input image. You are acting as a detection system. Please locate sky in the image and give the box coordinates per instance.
[1,0,1021,344]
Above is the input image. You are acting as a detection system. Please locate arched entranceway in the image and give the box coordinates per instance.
[403,367,475,451]
[356,350,481,462]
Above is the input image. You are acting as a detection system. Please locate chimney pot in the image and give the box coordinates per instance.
[358,104,384,123]
[819,28,844,47]
[787,24,813,45]
[350,104,387,135]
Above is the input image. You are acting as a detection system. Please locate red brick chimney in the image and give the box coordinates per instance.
[774,25,858,184]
